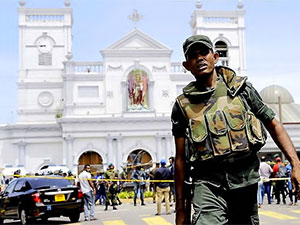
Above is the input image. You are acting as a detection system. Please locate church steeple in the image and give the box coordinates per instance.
[189,1,246,76]
[237,0,244,9]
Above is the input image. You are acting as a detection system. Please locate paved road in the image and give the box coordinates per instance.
[3,201,300,224]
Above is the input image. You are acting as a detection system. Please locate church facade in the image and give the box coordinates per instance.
[0,1,299,175]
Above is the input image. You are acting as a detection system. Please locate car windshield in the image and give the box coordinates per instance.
[28,177,72,189]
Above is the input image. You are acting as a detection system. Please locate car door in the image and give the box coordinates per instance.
[0,179,17,218]
[9,180,27,217]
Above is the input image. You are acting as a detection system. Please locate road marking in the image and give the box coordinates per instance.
[291,210,300,214]
[142,216,172,225]
[103,220,127,225]
[259,211,298,220]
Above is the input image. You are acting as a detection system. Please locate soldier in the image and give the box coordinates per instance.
[172,35,300,225]
[104,163,119,210]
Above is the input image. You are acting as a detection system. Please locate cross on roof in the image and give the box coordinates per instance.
[128,9,143,29]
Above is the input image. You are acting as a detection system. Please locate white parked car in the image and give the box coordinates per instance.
[37,165,71,175]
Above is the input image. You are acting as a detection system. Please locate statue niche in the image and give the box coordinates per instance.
[127,69,149,111]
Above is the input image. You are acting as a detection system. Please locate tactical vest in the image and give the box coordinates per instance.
[177,67,266,163]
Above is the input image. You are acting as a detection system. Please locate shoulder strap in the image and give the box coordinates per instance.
[216,66,248,97]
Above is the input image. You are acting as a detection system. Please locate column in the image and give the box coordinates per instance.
[65,135,74,170]
[116,136,123,171]
[17,140,27,167]
[166,135,173,158]
[155,135,162,162]
[112,138,118,169]
[168,135,175,158]
[106,136,113,166]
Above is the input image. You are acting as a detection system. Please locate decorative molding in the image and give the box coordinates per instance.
[162,90,169,98]
[107,91,114,98]
[107,65,123,72]
[38,91,54,107]
[134,59,140,67]
[152,66,167,73]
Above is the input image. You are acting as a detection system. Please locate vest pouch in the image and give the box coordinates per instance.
[188,118,214,161]
[205,111,231,156]
[246,112,266,147]
[223,106,249,152]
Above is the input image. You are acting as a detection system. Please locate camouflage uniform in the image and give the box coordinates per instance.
[104,167,119,210]
[172,66,275,225]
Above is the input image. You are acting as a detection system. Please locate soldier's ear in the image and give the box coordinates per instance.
[213,51,219,64]
[183,61,190,71]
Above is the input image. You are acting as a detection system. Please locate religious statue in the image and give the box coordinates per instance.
[128,70,148,110]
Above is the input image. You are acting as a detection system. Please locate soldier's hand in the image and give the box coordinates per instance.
[92,189,96,195]
[291,164,300,199]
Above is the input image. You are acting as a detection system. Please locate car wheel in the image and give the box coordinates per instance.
[20,209,28,225]
[69,212,80,222]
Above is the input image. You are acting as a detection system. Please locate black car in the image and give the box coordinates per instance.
[0,176,83,224]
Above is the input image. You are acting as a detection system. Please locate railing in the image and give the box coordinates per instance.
[217,57,229,67]
[26,15,64,22]
[170,62,186,73]
[203,16,238,24]
[74,62,103,74]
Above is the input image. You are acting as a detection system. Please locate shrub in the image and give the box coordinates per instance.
[144,191,153,198]
[118,191,129,199]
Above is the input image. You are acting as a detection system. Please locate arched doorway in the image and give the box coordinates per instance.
[215,40,228,66]
[126,149,152,178]
[78,151,103,175]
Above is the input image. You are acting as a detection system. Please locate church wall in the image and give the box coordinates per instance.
[72,80,105,115]
[0,141,18,167]
[17,88,63,122]
[26,142,63,172]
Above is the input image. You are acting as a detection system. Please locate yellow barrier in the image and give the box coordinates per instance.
[0,174,174,183]
[0,174,292,188]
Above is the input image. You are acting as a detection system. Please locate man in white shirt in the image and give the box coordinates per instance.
[79,164,97,221]
[259,156,273,204]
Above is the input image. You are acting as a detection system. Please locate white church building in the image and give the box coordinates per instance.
[1,0,299,175]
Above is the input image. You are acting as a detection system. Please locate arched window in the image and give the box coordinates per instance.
[215,41,229,66]
[127,69,149,111]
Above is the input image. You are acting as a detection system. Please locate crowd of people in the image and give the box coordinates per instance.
[258,154,299,208]
[77,157,176,221]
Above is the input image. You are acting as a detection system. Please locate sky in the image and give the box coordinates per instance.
[0,0,300,124]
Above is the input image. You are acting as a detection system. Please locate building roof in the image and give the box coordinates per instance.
[260,85,300,122]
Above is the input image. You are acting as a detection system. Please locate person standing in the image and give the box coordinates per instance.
[131,163,147,206]
[78,164,97,221]
[149,162,160,203]
[104,163,119,210]
[95,170,106,205]
[172,34,300,225]
[154,159,172,215]
[259,156,273,205]
[286,162,298,205]
[273,156,287,204]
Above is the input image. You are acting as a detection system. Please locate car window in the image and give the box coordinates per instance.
[14,181,31,192]
[28,177,72,189]
[14,180,25,192]
[4,180,17,194]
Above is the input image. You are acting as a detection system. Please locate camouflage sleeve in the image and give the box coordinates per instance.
[240,81,276,125]
[171,101,188,138]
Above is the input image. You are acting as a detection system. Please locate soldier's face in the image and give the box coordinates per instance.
[183,44,219,79]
